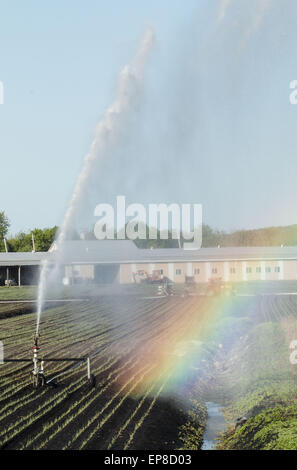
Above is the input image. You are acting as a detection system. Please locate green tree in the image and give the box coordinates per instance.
[7,226,58,252]
[31,227,58,251]
[0,211,10,239]
[7,232,32,252]
[201,224,225,247]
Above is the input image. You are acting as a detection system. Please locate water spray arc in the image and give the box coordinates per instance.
[0,27,155,392]
[56,26,155,248]
[36,259,49,335]
[35,27,155,336]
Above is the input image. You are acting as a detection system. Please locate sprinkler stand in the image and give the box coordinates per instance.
[1,334,94,389]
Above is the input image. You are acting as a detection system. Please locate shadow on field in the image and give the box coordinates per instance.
[127,397,188,450]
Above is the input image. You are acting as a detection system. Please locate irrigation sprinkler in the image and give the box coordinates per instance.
[1,334,95,389]
[32,333,45,388]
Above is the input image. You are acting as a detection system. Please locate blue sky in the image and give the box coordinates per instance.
[1,0,297,235]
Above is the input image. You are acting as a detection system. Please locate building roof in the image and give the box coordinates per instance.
[0,252,47,267]
[1,241,297,266]
[57,241,297,264]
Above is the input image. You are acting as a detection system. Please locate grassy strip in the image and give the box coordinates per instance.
[215,309,297,450]
[178,399,207,450]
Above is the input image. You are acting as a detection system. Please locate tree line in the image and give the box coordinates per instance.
[0,212,57,252]
[1,210,297,252]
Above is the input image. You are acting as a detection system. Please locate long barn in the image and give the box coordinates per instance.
[1,240,297,286]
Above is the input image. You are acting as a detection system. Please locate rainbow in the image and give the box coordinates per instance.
[118,295,246,397]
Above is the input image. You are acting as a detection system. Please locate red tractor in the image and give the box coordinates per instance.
[133,269,164,284]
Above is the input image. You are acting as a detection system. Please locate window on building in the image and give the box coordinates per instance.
[176,269,182,275]
[246,267,252,273]
[194,268,200,275]
[265,267,271,273]
[230,268,236,274]
[212,268,218,274]
[256,267,261,273]
[159,269,163,275]
[275,267,280,273]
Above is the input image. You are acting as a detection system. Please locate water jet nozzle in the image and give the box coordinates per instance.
[33,333,40,350]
